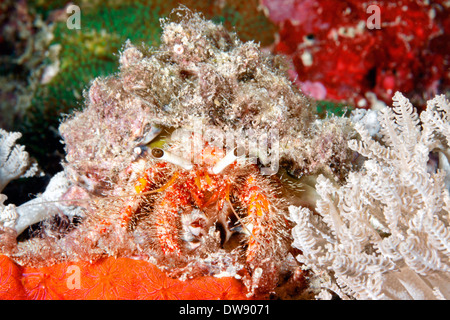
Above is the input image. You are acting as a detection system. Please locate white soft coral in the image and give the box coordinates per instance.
[0,129,80,236]
[290,93,450,300]
[0,129,37,192]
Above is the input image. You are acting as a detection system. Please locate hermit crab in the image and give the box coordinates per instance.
[1,8,354,297]
[82,133,293,295]
[124,145,290,259]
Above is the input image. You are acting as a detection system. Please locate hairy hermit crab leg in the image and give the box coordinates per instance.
[226,198,263,248]
[15,171,181,235]
[151,148,193,170]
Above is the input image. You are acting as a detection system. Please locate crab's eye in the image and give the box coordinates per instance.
[151,148,164,158]
[151,148,193,170]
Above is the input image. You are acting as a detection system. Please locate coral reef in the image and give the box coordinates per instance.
[2,8,345,298]
[262,0,450,107]
[1,5,448,301]
[289,93,450,299]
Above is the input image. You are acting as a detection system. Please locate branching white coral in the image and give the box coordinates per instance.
[0,129,80,236]
[290,92,450,300]
[17,172,81,235]
[0,129,37,192]
[0,195,19,229]
[0,171,81,235]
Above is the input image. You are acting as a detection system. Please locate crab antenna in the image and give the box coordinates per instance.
[212,149,238,174]
[151,148,193,170]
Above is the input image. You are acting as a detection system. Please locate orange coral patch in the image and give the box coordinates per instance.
[185,276,251,300]
[78,258,139,300]
[0,255,26,300]
[136,261,249,300]
[0,255,251,300]
[22,262,72,300]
